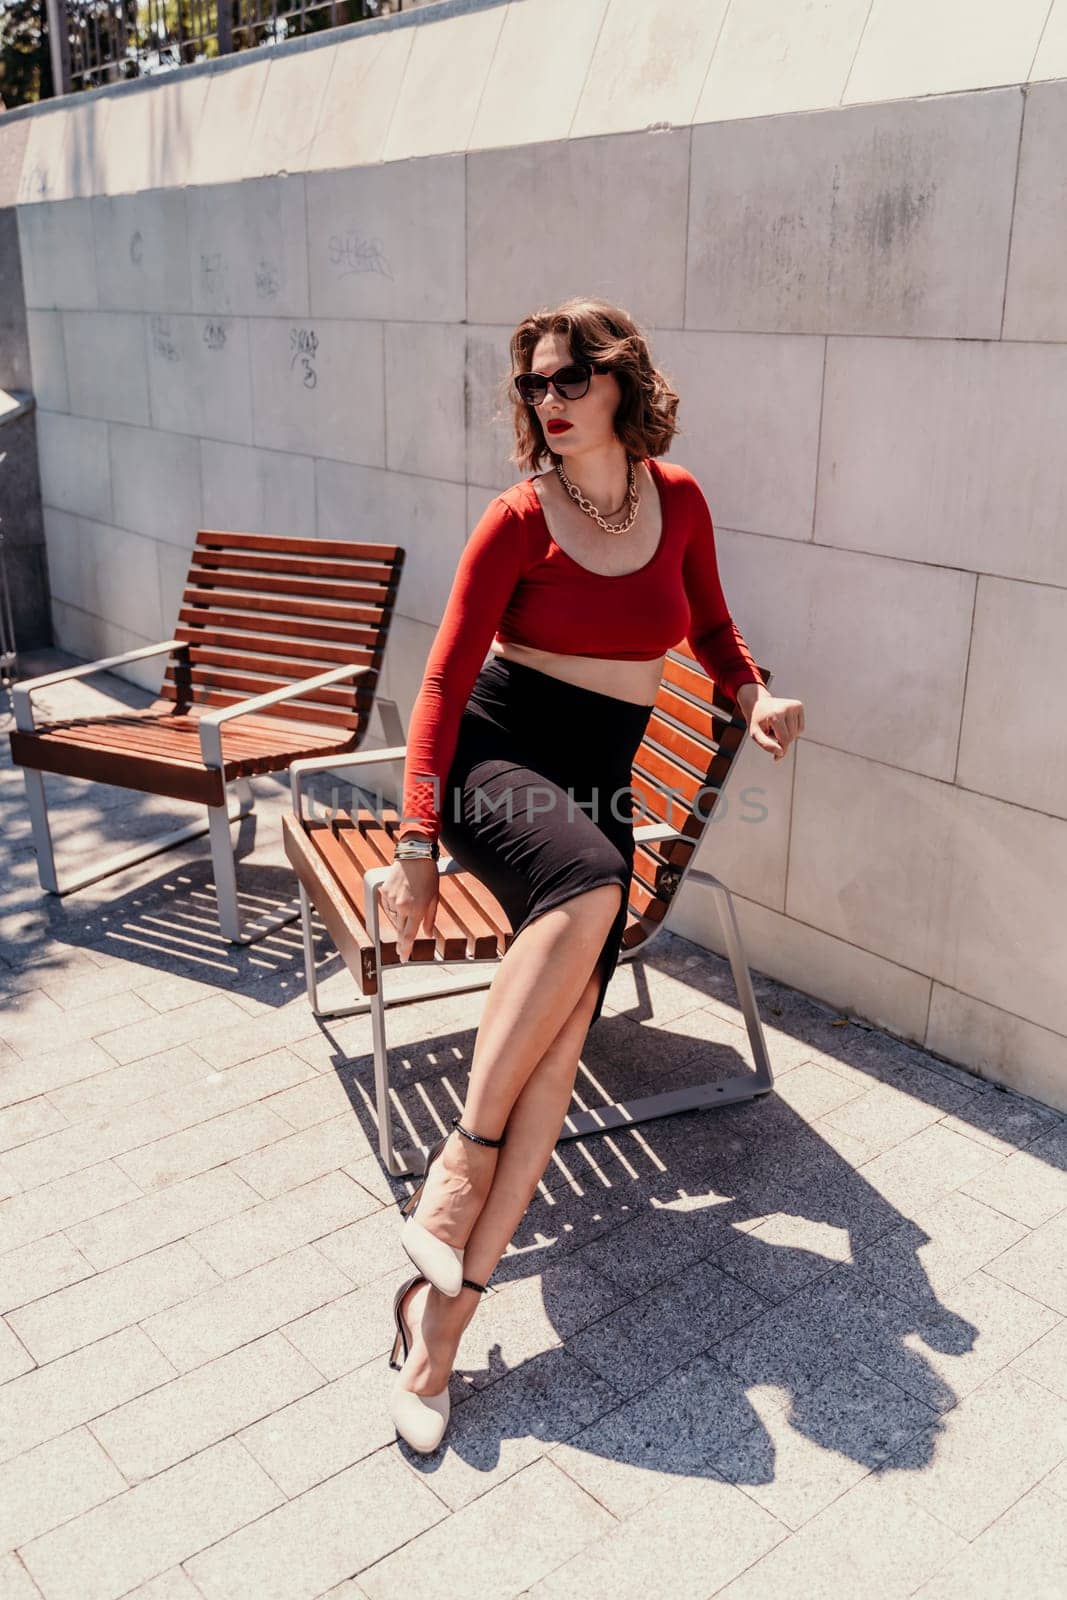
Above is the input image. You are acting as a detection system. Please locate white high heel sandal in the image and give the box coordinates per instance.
[388,1272,488,1454]
[399,1117,505,1298]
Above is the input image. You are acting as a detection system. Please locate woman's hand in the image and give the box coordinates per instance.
[735,682,805,762]
[380,857,440,961]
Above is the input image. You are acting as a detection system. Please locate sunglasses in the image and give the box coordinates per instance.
[513,361,595,406]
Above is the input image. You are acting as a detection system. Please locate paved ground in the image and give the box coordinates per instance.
[1,650,1065,1600]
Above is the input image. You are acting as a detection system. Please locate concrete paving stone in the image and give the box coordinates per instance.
[123,1571,204,1600]
[282,1265,412,1382]
[699,1207,856,1307]
[0,989,157,1060]
[0,1317,34,1382]
[851,1189,1030,1308]
[932,1093,1064,1157]
[761,1159,922,1252]
[266,1071,363,1131]
[237,1354,396,1497]
[712,1357,938,1530]
[0,1426,127,1552]
[141,1245,353,1373]
[358,1457,614,1600]
[817,1080,947,1158]
[481,1252,632,1349]
[154,1049,318,1136]
[549,1347,792,1520]
[568,1257,767,1401]
[231,1114,375,1200]
[33,960,146,1014]
[1009,1316,1067,1400]
[714,1258,1060,1416]
[0,1552,46,1599]
[90,1331,324,1483]
[760,1058,870,1122]
[0,1233,95,1313]
[572,1196,733,1300]
[188,1170,378,1278]
[712,1464,967,1599]
[133,971,246,1014]
[530,1470,788,1600]
[850,1121,1008,1217]
[342,1155,405,1210]
[311,1205,410,1290]
[399,1344,621,1510]
[66,1167,261,1271]
[0,1040,131,1110]
[0,1096,69,1157]
[972,1209,1067,1312]
[1,1098,182,1192]
[0,1326,175,1462]
[95,994,252,1067]
[185,1448,445,1600]
[7,1239,219,1364]
[959,1120,1067,1227]
[115,1102,294,1192]
[192,1002,327,1072]
[871,1364,1067,1540]
[1044,1459,1067,1501]
[45,1046,211,1124]
[912,1482,1067,1599]
[19,1437,283,1600]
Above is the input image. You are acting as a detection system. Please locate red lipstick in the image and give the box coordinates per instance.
[546,421,572,434]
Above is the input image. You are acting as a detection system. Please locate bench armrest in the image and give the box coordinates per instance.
[634,822,686,844]
[289,744,409,819]
[198,664,373,769]
[12,640,187,733]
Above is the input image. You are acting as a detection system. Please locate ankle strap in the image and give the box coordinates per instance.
[462,1277,489,1293]
[451,1116,506,1149]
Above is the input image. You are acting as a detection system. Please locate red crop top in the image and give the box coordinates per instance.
[398,456,765,843]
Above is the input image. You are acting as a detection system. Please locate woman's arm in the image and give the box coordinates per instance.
[680,476,766,704]
[398,498,528,844]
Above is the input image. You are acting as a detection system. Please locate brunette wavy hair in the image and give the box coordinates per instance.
[498,296,680,475]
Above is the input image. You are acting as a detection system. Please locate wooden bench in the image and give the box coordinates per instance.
[282,644,775,1175]
[9,530,405,943]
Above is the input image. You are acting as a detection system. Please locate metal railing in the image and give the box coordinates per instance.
[44,0,405,96]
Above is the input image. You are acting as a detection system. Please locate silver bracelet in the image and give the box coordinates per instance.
[394,837,439,862]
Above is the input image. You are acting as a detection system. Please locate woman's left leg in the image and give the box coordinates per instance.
[395,965,601,1396]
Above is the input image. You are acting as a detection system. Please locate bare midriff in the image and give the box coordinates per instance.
[487,639,664,705]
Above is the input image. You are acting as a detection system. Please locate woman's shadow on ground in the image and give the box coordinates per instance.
[339,944,1058,1497]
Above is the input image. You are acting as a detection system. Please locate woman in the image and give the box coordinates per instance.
[380,297,804,1452]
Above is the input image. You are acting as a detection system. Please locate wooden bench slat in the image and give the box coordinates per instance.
[185,568,391,604]
[177,609,384,648]
[180,587,389,625]
[191,549,398,583]
[197,529,404,564]
[175,624,381,662]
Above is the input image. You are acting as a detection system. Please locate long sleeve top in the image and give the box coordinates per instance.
[398,455,764,844]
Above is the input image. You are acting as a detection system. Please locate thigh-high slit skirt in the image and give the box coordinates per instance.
[438,654,657,1029]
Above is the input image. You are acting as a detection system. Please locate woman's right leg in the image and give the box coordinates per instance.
[403,882,623,1254]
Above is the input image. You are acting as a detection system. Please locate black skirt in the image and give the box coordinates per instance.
[439,654,656,1028]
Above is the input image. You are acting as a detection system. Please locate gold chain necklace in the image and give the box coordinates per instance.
[554,455,640,534]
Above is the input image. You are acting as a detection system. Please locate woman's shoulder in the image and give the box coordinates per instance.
[649,456,701,493]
